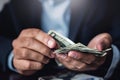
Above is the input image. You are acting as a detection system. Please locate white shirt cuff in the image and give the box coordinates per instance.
[8,51,17,72]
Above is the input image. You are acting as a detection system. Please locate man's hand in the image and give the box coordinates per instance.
[55,33,112,71]
[12,28,56,75]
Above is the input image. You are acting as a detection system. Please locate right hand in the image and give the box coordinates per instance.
[12,28,56,75]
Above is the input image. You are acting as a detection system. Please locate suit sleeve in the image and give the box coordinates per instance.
[0,3,16,72]
[102,0,120,79]
[0,37,13,72]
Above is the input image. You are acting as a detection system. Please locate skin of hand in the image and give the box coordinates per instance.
[12,28,57,75]
[55,33,112,71]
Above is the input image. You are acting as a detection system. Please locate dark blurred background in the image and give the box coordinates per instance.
[0,0,9,11]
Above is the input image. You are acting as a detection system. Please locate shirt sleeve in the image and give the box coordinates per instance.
[104,45,120,79]
[8,51,17,72]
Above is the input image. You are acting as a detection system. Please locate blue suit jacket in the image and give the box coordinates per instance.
[0,0,120,79]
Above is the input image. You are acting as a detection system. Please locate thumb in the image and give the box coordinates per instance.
[96,39,109,51]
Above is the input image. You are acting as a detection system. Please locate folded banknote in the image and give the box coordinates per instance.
[48,30,111,57]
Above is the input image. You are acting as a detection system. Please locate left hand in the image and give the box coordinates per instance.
[55,33,112,71]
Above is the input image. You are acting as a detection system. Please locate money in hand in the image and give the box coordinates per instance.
[48,30,111,57]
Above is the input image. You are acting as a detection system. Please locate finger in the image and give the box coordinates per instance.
[20,29,56,48]
[13,48,50,64]
[13,37,53,58]
[13,58,44,71]
[67,51,106,69]
[68,51,96,64]
[68,51,106,68]
[96,39,108,51]
[56,54,87,71]
[88,33,112,50]
[17,70,36,76]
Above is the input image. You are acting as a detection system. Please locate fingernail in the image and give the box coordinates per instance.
[48,39,55,48]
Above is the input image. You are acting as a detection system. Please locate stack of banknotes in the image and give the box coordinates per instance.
[48,30,111,57]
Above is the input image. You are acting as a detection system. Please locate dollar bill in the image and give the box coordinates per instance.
[48,30,111,57]
[48,30,75,47]
[54,43,111,57]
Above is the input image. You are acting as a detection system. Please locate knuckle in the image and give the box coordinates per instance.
[25,61,32,70]
[13,58,21,70]
[12,39,19,48]
[13,48,22,58]
[13,48,29,59]
[21,28,40,36]
[12,39,17,47]
[29,29,40,36]
[24,38,33,47]
[41,47,50,54]
[39,55,44,61]
[21,49,28,58]
[25,61,43,70]
[21,29,35,34]
[21,29,29,34]
[13,49,17,55]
